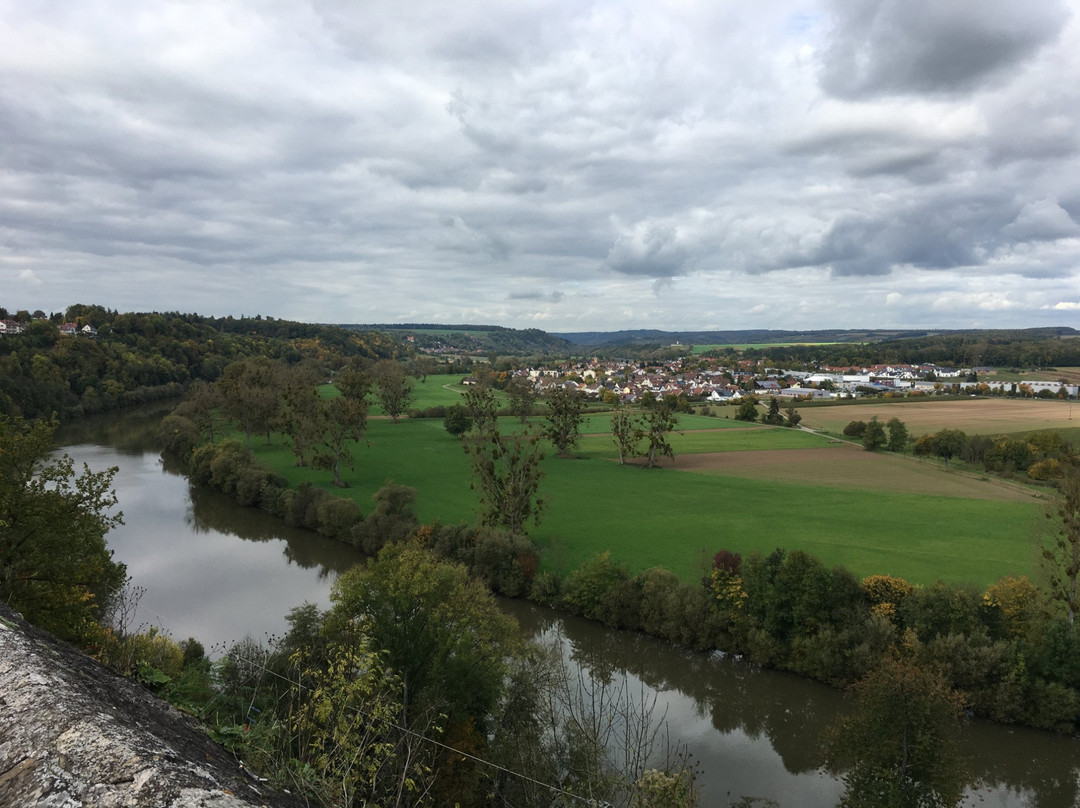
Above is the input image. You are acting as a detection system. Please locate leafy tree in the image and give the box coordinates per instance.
[443,404,473,437]
[734,396,759,422]
[0,415,126,641]
[544,385,586,457]
[373,359,414,423]
[505,375,539,423]
[843,420,867,438]
[824,653,968,808]
[326,542,519,800]
[784,405,802,428]
[641,397,678,469]
[286,638,432,808]
[175,380,223,444]
[315,369,369,487]
[611,406,640,465]
[218,357,281,448]
[464,420,546,535]
[915,429,968,471]
[277,364,324,467]
[409,356,439,382]
[861,416,886,452]
[1041,465,1080,628]
[887,417,910,452]
[463,384,498,439]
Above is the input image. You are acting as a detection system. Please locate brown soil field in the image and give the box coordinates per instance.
[799,398,1077,437]
[670,444,1046,503]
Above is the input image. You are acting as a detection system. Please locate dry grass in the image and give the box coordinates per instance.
[800,398,1077,437]
[670,444,1046,503]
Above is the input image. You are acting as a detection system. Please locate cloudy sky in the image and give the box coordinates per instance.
[3,0,1079,332]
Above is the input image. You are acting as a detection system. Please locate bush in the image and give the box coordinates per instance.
[158,414,200,461]
[562,551,634,625]
[843,420,867,438]
[314,496,363,540]
[471,527,538,597]
[348,482,418,554]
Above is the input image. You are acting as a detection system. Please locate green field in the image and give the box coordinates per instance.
[246,408,1046,590]
[691,342,843,354]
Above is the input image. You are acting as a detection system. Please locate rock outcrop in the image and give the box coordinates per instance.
[0,602,300,807]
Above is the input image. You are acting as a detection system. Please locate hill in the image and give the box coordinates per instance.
[553,327,1079,348]
[342,323,576,355]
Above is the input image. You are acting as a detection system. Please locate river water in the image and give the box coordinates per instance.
[56,406,1080,808]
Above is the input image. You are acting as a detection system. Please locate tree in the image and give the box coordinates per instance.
[443,404,473,437]
[277,364,324,467]
[315,369,369,487]
[464,421,546,535]
[0,415,126,641]
[824,653,968,808]
[763,397,784,425]
[734,396,759,422]
[641,397,677,469]
[843,420,867,438]
[463,384,498,439]
[784,406,802,428]
[218,357,281,448]
[611,406,640,465]
[373,359,414,423]
[916,429,968,471]
[544,385,586,457]
[1041,465,1080,628]
[175,380,223,444]
[861,416,886,452]
[887,417,910,452]
[409,356,439,383]
[326,542,519,803]
[506,375,540,423]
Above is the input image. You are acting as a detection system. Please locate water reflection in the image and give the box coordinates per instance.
[57,407,1080,808]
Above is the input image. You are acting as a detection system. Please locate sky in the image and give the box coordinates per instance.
[2,0,1080,333]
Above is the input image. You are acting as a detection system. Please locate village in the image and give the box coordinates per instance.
[479,356,1080,404]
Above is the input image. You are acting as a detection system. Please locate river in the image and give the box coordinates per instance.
[56,406,1080,808]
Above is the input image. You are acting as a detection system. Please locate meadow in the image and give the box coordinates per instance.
[247,380,1054,590]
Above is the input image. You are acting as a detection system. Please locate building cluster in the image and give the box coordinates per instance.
[489,358,1079,403]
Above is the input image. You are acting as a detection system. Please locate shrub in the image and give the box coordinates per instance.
[562,551,633,624]
[471,527,538,597]
[314,496,363,540]
[843,420,867,438]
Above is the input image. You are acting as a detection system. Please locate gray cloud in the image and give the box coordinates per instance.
[1,0,1079,331]
[818,0,1069,98]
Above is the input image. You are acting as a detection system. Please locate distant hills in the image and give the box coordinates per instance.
[349,323,1079,354]
[554,328,931,347]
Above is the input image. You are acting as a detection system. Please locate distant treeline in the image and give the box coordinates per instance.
[733,329,1080,369]
[0,304,401,420]
[343,322,577,356]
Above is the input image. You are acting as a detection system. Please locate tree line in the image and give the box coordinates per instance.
[0,305,400,420]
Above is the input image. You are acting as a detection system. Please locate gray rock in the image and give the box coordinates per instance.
[0,604,301,808]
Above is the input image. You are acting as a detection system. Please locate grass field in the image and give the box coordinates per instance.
[246,405,1050,590]
[691,342,842,354]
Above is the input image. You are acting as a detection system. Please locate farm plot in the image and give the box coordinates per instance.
[672,444,1044,503]
[800,398,1076,437]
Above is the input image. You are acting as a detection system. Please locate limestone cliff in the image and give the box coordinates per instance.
[0,603,301,808]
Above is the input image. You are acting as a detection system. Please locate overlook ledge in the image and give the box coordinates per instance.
[0,602,300,808]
